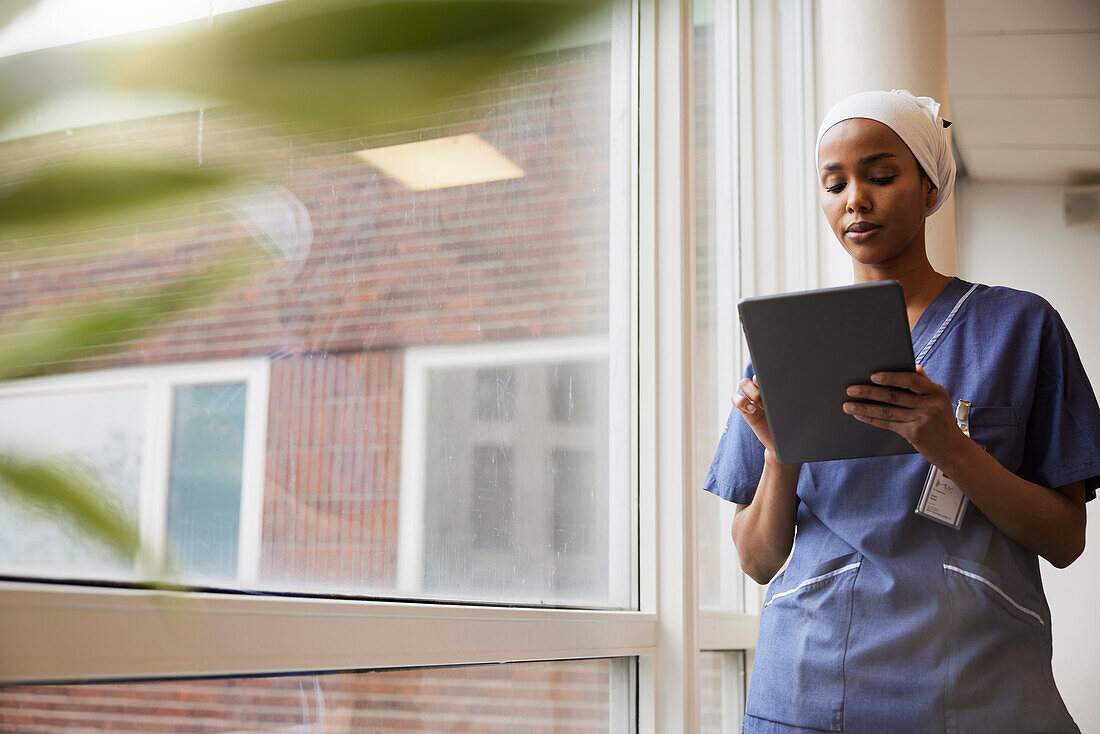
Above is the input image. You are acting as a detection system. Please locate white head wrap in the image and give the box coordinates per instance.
[815,89,955,216]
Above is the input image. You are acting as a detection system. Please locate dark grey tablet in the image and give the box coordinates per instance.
[738,280,916,464]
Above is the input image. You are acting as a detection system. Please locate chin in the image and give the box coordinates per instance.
[838,235,912,266]
[843,244,906,268]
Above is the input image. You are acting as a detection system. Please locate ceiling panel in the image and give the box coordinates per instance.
[946,0,1100,185]
[961,147,1100,184]
[948,33,1100,98]
[949,98,1100,149]
[947,0,1100,35]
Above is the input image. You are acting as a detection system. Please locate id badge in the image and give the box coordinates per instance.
[916,466,969,528]
[914,400,974,530]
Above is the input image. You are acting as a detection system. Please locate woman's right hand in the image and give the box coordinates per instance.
[732,376,776,453]
[730,375,800,584]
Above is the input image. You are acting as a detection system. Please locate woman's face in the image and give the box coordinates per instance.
[817,118,937,269]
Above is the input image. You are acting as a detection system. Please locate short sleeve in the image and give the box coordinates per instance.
[1019,308,1100,501]
[701,363,766,504]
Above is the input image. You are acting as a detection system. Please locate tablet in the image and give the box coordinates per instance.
[737,280,917,464]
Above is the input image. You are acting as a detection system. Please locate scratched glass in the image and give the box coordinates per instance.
[0,4,630,607]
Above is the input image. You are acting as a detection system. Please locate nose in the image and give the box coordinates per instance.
[846,180,871,213]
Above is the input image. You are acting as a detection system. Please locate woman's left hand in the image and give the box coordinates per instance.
[842,365,966,465]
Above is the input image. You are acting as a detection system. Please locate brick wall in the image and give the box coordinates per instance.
[1,46,610,369]
[0,659,612,733]
[262,350,403,589]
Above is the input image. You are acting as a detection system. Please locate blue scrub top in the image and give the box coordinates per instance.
[703,278,1100,734]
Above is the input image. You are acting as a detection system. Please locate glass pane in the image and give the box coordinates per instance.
[166,382,247,581]
[422,358,610,605]
[693,0,742,613]
[0,3,630,606]
[0,385,145,579]
[700,650,746,734]
[0,658,629,733]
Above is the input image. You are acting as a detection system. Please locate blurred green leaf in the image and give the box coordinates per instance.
[102,0,603,130]
[0,158,236,237]
[0,252,257,381]
[0,453,139,561]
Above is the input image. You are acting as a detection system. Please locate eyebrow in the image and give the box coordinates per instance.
[821,152,898,172]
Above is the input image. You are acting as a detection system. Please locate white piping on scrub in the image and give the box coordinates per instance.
[943,563,1045,625]
[915,283,980,365]
[763,561,862,608]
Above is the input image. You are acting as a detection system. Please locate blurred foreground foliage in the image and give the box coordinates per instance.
[0,0,604,578]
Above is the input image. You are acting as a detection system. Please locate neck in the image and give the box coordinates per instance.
[852,256,951,331]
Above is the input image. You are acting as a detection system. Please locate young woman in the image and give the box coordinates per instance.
[703,90,1100,734]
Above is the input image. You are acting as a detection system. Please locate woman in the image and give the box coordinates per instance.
[703,90,1100,734]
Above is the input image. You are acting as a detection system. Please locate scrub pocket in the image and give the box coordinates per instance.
[967,405,1023,472]
[746,553,862,732]
[942,556,1076,733]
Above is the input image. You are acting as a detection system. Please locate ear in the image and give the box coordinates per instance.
[925,180,939,210]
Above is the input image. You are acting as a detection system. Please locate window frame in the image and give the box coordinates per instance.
[397,336,632,606]
[0,357,270,584]
[0,0,818,729]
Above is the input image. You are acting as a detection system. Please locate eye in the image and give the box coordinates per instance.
[824,182,846,194]
[869,176,896,185]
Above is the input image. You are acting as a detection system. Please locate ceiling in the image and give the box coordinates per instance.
[946,0,1100,185]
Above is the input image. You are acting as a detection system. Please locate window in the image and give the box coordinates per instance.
[0,0,786,730]
[401,339,627,606]
[0,658,634,732]
[0,359,268,584]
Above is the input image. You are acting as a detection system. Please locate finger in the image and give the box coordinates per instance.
[845,384,922,408]
[847,412,909,436]
[843,401,918,423]
[869,370,933,394]
[733,392,759,415]
[739,377,762,403]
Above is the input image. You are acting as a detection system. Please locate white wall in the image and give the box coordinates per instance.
[956,180,1100,732]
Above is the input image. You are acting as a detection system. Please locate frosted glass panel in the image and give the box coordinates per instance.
[0,386,145,578]
[422,358,611,605]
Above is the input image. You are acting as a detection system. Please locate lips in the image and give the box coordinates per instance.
[845,220,882,242]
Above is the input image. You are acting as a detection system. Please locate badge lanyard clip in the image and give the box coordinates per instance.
[915,400,973,529]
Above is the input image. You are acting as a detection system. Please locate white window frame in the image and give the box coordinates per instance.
[0,357,270,584]
[0,0,821,730]
[397,336,633,606]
